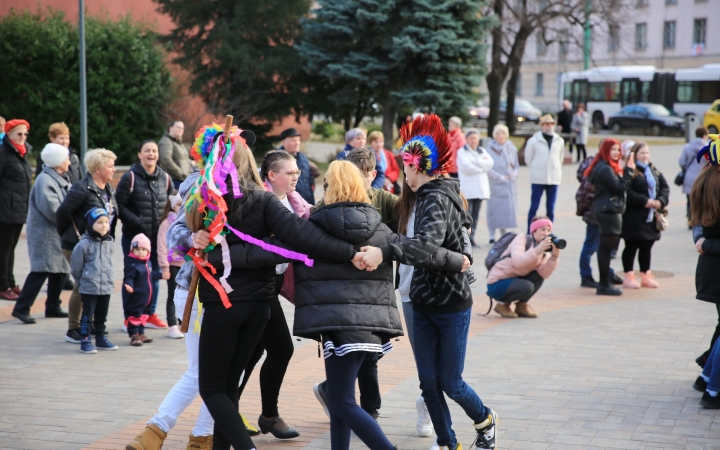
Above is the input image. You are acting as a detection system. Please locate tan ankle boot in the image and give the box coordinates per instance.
[640,271,658,288]
[186,434,213,450]
[494,302,517,318]
[622,272,640,289]
[515,302,538,318]
[126,424,166,450]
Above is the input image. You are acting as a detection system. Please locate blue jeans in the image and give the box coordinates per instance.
[702,339,720,394]
[121,235,160,316]
[527,184,558,232]
[413,307,488,446]
[580,223,600,279]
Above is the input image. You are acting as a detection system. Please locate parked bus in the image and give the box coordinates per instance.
[558,64,720,129]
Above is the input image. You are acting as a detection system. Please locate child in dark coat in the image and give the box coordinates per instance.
[123,233,162,346]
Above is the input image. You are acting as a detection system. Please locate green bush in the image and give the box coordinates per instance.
[0,8,172,164]
[313,122,336,140]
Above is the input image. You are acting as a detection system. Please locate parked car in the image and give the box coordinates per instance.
[468,101,489,120]
[607,103,685,136]
[499,98,542,124]
[703,99,720,135]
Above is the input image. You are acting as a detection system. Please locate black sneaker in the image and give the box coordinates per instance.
[473,409,498,449]
[313,382,330,418]
[580,277,599,288]
[45,307,69,318]
[609,272,623,285]
[693,376,708,392]
[699,392,720,409]
[369,411,380,422]
[65,328,82,344]
[489,239,496,244]
[696,354,707,369]
[11,310,36,324]
[596,286,622,296]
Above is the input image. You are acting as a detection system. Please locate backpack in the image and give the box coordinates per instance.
[484,232,532,271]
[128,170,172,194]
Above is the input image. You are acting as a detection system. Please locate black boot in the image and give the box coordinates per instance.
[79,316,96,354]
[45,306,68,318]
[257,415,300,439]
[63,278,75,291]
[596,277,622,296]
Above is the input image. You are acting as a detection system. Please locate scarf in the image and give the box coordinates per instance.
[374,147,388,173]
[636,160,656,222]
[11,140,27,157]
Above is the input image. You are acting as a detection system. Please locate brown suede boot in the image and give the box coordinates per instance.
[126,424,166,450]
[494,302,517,318]
[186,434,213,450]
[515,302,538,318]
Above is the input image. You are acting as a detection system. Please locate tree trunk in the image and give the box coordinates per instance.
[486,0,507,134]
[381,101,396,151]
[504,28,532,135]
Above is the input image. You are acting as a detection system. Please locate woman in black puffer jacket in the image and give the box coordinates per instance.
[189,136,358,450]
[115,140,173,329]
[620,142,670,289]
[585,138,633,296]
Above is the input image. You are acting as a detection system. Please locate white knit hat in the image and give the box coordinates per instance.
[41,143,69,168]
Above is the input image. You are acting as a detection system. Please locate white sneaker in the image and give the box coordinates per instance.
[429,439,440,450]
[166,325,184,339]
[416,396,434,437]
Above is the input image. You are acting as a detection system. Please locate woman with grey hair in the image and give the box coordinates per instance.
[457,128,494,246]
[337,128,367,160]
[487,124,519,243]
[11,144,72,324]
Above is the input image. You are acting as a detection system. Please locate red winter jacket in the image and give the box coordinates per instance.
[447,129,466,174]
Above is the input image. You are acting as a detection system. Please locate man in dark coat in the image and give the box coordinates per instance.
[557,100,574,156]
[0,120,33,300]
[277,128,315,204]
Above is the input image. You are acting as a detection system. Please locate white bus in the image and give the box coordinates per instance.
[558,64,720,129]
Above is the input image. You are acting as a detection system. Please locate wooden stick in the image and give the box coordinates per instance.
[179,114,234,334]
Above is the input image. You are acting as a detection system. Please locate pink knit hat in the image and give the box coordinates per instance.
[131,233,151,252]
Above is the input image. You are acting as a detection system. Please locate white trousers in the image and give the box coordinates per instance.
[147,288,214,437]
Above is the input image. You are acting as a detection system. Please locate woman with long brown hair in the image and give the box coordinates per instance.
[584,138,634,296]
[690,137,720,378]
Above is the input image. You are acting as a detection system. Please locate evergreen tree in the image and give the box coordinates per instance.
[299,0,493,145]
[154,0,312,152]
[0,8,172,163]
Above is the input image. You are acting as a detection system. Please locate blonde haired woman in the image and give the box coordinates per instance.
[56,148,118,343]
[487,124,519,243]
[293,160,403,450]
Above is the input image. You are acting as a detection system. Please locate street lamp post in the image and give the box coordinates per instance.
[79,0,88,172]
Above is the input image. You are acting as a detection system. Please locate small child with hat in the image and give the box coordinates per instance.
[123,233,163,346]
[70,208,117,354]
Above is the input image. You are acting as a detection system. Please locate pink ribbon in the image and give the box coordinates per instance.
[402,151,421,167]
[225,224,314,267]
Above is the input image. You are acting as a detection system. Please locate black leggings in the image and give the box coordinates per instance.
[325,352,394,450]
[622,239,655,273]
[598,235,620,287]
[199,300,270,450]
[238,296,295,418]
[498,271,544,304]
[166,266,180,326]
[576,144,587,161]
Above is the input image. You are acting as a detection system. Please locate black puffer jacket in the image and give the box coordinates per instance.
[115,164,172,245]
[696,223,720,305]
[590,160,631,235]
[621,164,670,241]
[198,182,356,305]
[0,135,33,224]
[293,203,404,340]
[56,173,119,250]
[380,178,471,313]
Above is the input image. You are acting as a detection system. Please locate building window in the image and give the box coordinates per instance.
[516,74,522,97]
[693,18,706,45]
[635,23,647,50]
[608,24,620,52]
[535,73,544,97]
[536,35,547,56]
[663,21,675,49]
[558,29,569,56]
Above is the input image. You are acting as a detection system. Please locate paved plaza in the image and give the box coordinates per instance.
[1,141,719,449]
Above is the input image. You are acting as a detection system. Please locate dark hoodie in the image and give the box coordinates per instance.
[293,202,404,340]
[380,177,472,313]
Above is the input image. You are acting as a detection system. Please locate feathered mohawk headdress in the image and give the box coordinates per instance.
[399,114,451,175]
[697,134,720,166]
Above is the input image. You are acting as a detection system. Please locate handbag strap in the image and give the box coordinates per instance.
[71,217,81,239]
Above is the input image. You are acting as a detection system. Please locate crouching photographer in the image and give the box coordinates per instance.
[485,216,563,318]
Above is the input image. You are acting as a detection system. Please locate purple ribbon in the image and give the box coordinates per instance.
[225,224,314,267]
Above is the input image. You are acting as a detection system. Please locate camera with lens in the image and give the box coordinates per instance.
[545,234,567,252]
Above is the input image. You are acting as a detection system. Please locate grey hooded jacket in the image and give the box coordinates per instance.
[166,173,200,291]
[70,234,115,295]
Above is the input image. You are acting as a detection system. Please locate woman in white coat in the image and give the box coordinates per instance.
[457,128,494,246]
[524,115,565,232]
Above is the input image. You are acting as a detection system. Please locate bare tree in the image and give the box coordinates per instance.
[483,0,629,134]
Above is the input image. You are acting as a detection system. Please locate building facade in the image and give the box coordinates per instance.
[511,0,719,112]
